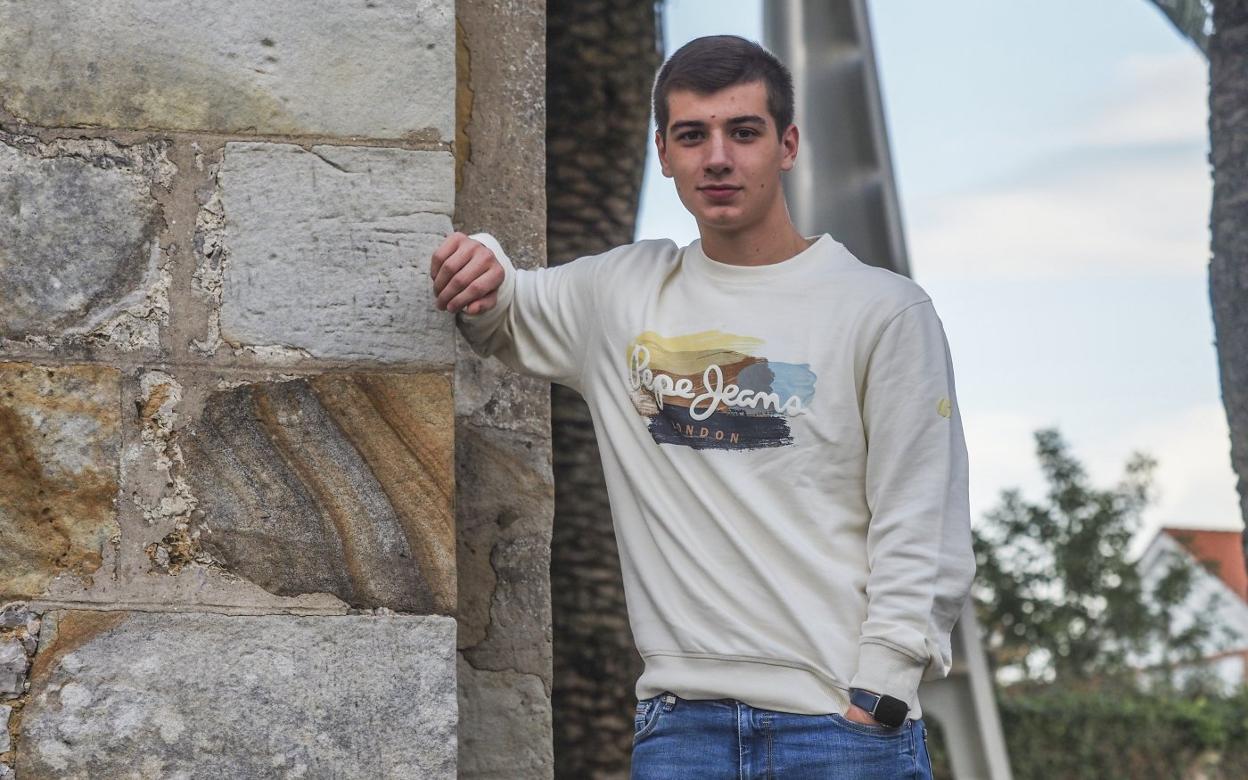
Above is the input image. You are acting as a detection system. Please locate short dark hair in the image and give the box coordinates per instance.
[652,35,795,141]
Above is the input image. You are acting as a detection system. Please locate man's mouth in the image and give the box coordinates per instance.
[698,185,742,201]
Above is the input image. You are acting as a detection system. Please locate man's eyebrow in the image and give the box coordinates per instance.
[669,115,769,133]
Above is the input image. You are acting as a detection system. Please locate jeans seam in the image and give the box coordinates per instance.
[765,718,774,780]
[918,722,931,778]
[911,719,920,778]
[736,702,744,780]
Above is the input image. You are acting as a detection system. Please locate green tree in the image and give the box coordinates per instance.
[972,427,1222,690]
[1144,532,1244,694]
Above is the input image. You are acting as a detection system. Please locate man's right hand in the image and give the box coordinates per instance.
[430,232,505,315]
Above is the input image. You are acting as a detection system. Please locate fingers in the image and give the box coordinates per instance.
[443,259,504,313]
[430,231,466,280]
[429,231,503,314]
[463,290,498,316]
[433,240,477,299]
[432,234,480,301]
[434,246,486,310]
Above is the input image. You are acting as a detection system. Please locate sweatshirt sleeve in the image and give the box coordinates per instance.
[454,232,604,393]
[848,298,976,713]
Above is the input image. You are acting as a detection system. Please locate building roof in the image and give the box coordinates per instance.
[1162,527,1248,603]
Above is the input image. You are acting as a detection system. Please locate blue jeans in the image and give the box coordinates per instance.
[631,691,934,779]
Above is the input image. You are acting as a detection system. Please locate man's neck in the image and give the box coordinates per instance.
[697,212,815,268]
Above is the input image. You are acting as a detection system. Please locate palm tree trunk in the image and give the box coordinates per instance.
[546,1,662,777]
[1208,0,1248,576]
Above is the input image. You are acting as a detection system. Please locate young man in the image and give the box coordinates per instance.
[431,35,972,779]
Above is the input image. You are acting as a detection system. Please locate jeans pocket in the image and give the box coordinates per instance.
[633,694,666,741]
[829,711,907,738]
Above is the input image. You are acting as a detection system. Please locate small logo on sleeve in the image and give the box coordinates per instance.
[937,398,952,418]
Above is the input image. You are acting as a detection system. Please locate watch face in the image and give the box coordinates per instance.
[875,696,909,727]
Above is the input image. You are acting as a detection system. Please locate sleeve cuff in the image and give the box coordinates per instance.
[849,641,927,711]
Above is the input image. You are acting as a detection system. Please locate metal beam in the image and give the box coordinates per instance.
[763,0,910,276]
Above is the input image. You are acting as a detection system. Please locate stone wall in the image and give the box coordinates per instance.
[1,1,551,777]
[454,0,554,778]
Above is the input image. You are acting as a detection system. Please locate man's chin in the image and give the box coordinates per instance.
[695,209,748,231]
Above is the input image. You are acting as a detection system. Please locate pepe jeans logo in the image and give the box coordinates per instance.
[623,330,817,451]
[628,344,809,421]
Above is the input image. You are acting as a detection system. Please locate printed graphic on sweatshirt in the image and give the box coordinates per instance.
[625,329,816,451]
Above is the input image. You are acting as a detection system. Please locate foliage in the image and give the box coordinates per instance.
[971,427,1225,688]
[926,685,1248,780]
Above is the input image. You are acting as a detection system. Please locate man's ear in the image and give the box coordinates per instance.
[655,129,673,178]
[779,123,799,172]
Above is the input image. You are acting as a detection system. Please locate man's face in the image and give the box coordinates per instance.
[656,80,798,233]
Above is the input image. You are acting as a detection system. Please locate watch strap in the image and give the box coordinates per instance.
[848,687,909,728]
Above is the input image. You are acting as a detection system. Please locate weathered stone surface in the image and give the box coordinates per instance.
[0,638,25,697]
[455,425,553,653]
[0,702,10,752]
[454,346,561,439]
[179,372,456,613]
[0,0,454,139]
[464,534,552,676]
[21,610,457,779]
[21,367,345,613]
[0,138,169,349]
[128,370,204,573]
[0,602,40,703]
[454,0,546,270]
[453,0,553,776]
[0,602,40,631]
[208,142,456,363]
[457,658,552,779]
[0,363,121,600]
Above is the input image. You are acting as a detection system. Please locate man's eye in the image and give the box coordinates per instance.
[734,129,758,139]
[679,131,702,141]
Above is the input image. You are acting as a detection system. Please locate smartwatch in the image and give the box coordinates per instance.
[848,687,909,728]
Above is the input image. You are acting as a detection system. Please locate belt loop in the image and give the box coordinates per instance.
[661,692,677,711]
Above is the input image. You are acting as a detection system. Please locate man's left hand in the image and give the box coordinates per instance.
[843,703,882,726]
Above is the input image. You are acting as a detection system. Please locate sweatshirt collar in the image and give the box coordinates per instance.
[685,233,841,284]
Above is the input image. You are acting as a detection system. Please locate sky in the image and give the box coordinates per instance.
[634,0,1239,557]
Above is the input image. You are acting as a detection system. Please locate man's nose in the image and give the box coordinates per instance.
[704,133,732,173]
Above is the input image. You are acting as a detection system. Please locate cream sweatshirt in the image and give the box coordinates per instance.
[455,231,975,719]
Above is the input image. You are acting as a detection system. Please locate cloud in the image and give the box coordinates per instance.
[1085,402,1244,558]
[963,409,1055,528]
[1068,51,1209,149]
[909,51,1211,281]
[909,146,1210,280]
[966,402,1243,558]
